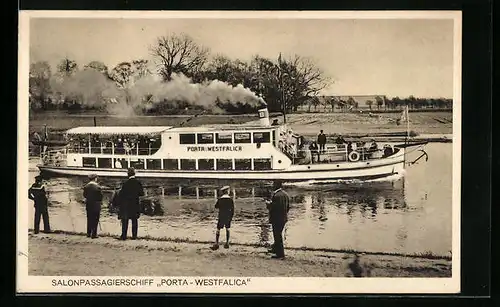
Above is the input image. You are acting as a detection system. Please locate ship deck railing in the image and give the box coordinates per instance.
[40,149,68,167]
[283,144,397,165]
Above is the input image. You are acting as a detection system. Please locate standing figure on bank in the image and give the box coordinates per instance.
[83,174,103,239]
[211,186,235,250]
[118,168,144,240]
[29,175,51,234]
[317,130,327,154]
[266,180,290,259]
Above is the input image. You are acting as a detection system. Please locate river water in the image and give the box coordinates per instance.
[26,143,452,256]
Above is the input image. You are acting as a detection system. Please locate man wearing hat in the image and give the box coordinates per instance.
[28,175,51,234]
[118,168,144,240]
[83,174,103,238]
[266,180,290,259]
[211,185,235,250]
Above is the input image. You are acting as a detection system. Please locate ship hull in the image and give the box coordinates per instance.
[38,155,405,182]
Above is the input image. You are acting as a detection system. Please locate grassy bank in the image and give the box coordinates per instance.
[29,111,452,136]
[28,232,451,277]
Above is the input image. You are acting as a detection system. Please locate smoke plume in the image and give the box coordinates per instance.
[129,73,267,113]
[51,71,266,117]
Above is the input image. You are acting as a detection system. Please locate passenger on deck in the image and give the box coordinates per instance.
[335,135,345,145]
[347,141,353,153]
[309,142,319,164]
[317,130,327,154]
[271,119,280,126]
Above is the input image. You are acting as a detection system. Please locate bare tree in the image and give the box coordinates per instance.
[150,33,210,81]
[84,61,109,76]
[375,95,384,110]
[366,100,373,110]
[57,58,78,77]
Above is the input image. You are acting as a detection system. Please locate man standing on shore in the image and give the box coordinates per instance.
[211,186,235,250]
[118,168,144,240]
[266,180,290,260]
[83,174,103,239]
[29,175,51,234]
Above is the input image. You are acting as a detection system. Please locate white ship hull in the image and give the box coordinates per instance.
[38,149,406,182]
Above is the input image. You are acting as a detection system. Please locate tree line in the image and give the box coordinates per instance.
[29,32,451,116]
[29,33,330,118]
[304,95,452,113]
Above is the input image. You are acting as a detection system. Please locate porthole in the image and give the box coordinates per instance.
[278,160,282,164]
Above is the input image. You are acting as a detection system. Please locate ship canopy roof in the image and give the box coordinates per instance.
[66,126,173,135]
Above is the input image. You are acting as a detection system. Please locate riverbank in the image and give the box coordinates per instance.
[29,111,453,137]
[28,232,451,277]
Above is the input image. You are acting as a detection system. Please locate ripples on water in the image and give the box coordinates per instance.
[26,144,452,256]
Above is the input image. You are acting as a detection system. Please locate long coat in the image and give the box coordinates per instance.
[267,189,290,225]
[83,181,103,212]
[117,177,144,219]
[28,182,48,209]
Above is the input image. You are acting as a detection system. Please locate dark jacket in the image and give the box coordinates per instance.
[317,133,327,144]
[118,177,144,219]
[28,182,48,209]
[83,181,103,212]
[215,195,234,221]
[267,189,290,225]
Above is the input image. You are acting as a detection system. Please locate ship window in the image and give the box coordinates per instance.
[97,158,112,169]
[254,158,272,170]
[234,159,252,170]
[83,157,96,168]
[147,159,162,170]
[216,159,233,170]
[179,134,196,144]
[113,158,128,169]
[253,132,270,143]
[216,132,233,144]
[234,133,251,144]
[198,159,214,170]
[180,159,196,170]
[130,158,145,169]
[197,133,214,144]
[163,159,178,170]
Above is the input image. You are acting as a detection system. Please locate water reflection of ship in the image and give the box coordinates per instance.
[46,176,408,221]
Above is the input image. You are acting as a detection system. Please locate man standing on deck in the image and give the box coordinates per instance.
[317,130,327,154]
[83,174,103,239]
[211,186,235,250]
[266,180,290,259]
[118,168,145,240]
[29,175,51,234]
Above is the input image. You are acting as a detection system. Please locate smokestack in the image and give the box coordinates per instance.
[258,107,270,127]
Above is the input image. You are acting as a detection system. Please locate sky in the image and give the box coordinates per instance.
[29,15,456,98]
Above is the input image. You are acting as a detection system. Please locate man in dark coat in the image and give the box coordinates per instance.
[83,174,103,238]
[28,175,51,234]
[266,180,290,259]
[211,186,235,250]
[317,130,327,154]
[118,168,144,240]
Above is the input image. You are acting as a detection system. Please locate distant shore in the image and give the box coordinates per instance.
[28,232,451,277]
[28,111,453,143]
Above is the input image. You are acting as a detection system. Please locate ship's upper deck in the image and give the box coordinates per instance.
[66,124,280,135]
